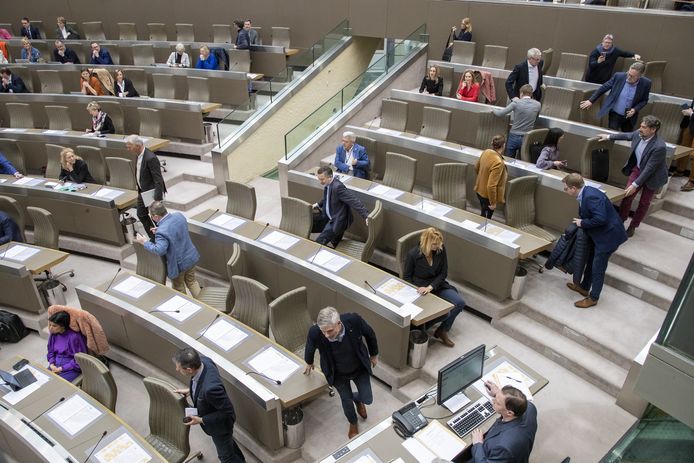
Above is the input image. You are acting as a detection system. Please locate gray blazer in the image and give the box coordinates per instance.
[610,131,668,190]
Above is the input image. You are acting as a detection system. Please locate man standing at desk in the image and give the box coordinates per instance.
[304,307,379,439]
[173,348,245,463]
[0,150,24,178]
[125,135,167,240]
[334,131,370,179]
[312,166,370,247]
[468,381,537,463]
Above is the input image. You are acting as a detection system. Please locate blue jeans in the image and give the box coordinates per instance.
[211,432,245,463]
[580,244,615,301]
[333,369,373,424]
[505,133,524,158]
[427,286,465,332]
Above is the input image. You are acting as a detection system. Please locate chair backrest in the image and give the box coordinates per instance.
[360,200,384,262]
[272,27,291,48]
[75,353,118,412]
[268,286,312,354]
[382,152,417,192]
[540,86,575,120]
[152,73,175,99]
[437,64,454,98]
[541,48,553,75]
[147,23,167,41]
[132,44,155,66]
[142,377,191,459]
[6,103,34,129]
[225,180,257,220]
[228,49,251,73]
[187,76,209,102]
[138,108,162,138]
[646,0,674,9]
[126,68,148,97]
[101,43,120,64]
[556,52,588,81]
[98,101,123,134]
[432,162,467,209]
[0,139,26,174]
[222,243,243,312]
[45,144,65,179]
[395,229,426,279]
[212,24,232,43]
[648,101,680,145]
[133,241,167,284]
[617,0,644,7]
[579,137,612,178]
[81,21,105,41]
[452,41,475,65]
[420,106,451,140]
[644,61,667,94]
[44,106,72,130]
[579,89,604,126]
[279,196,313,238]
[231,275,271,336]
[117,23,138,40]
[36,70,64,93]
[0,195,26,242]
[8,67,32,92]
[482,45,508,69]
[504,176,538,229]
[380,99,408,132]
[76,145,105,184]
[176,24,195,42]
[26,206,59,249]
[520,128,549,163]
[105,157,136,190]
[355,135,376,179]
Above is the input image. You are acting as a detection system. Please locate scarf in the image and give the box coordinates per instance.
[92,111,106,131]
[595,43,616,56]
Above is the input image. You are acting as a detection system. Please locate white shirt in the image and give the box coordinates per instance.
[59,27,69,40]
[344,147,354,171]
[527,60,539,91]
[136,146,145,189]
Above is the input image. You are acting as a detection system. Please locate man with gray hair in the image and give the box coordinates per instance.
[334,131,370,179]
[505,48,544,101]
[304,307,378,439]
[125,134,167,239]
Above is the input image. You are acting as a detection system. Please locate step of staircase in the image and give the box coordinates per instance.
[644,209,694,241]
[604,262,677,311]
[663,178,694,220]
[493,312,627,397]
[164,180,218,211]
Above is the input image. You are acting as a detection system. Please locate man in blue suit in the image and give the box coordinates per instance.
[89,42,114,65]
[0,211,22,245]
[334,131,370,179]
[173,348,245,463]
[20,18,41,39]
[580,62,651,132]
[563,173,627,308]
[135,201,201,297]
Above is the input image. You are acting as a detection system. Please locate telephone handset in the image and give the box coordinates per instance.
[392,401,428,438]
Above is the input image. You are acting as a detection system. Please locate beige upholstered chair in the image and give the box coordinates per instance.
[437,65,454,98]
[76,145,105,184]
[0,139,26,175]
[133,241,167,284]
[138,108,162,138]
[616,0,644,7]
[127,68,148,97]
[649,101,681,145]
[482,45,508,69]
[420,106,451,140]
[229,49,251,73]
[519,129,549,163]
[279,196,313,239]
[197,244,244,313]
[147,23,168,41]
[101,43,120,64]
[272,27,291,48]
[8,67,33,92]
[395,229,426,279]
[382,152,417,192]
[132,43,155,66]
[579,89,605,127]
[187,76,209,102]
[0,196,26,242]
[268,286,312,355]
[37,70,64,93]
[451,41,475,65]
[380,99,408,132]
[432,162,468,209]
[45,144,65,179]
[6,103,34,129]
[176,24,195,42]
[75,353,118,412]
[225,180,257,220]
[540,86,575,120]
[143,377,202,463]
[118,23,138,40]
[26,207,59,249]
[231,276,271,336]
[504,176,558,243]
[81,21,105,41]
[556,53,588,81]
[646,0,675,9]
[44,106,72,130]
[644,61,667,94]
[576,137,614,180]
[212,24,232,43]
[153,73,176,99]
[335,200,383,263]
[105,157,137,190]
[541,48,553,75]
[98,101,123,134]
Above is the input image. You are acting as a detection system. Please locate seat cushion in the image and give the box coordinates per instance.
[520,224,559,243]
[335,239,365,260]
[197,286,228,312]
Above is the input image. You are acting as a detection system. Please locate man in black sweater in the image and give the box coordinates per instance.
[53,40,80,64]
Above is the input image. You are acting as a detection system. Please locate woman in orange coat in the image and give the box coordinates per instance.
[474,135,508,219]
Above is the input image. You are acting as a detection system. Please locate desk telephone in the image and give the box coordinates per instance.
[392,401,428,438]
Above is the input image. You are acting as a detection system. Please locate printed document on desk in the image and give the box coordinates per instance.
[310,249,350,272]
[92,188,124,200]
[94,431,151,463]
[208,214,245,231]
[13,177,44,186]
[260,230,300,250]
[369,183,404,200]
[154,295,201,322]
[473,360,534,401]
[202,319,248,351]
[2,366,50,405]
[248,346,300,383]
[402,437,437,462]
[420,199,453,216]
[47,394,103,436]
[376,278,420,305]
[415,419,467,460]
[2,244,40,262]
[112,276,155,299]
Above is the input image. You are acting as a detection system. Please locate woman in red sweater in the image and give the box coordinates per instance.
[456,70,480,102]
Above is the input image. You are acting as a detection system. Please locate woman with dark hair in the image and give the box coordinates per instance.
[47,311,87,382]
[536,127,567,170]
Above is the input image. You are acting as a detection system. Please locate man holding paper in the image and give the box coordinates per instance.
[125,135,167,240]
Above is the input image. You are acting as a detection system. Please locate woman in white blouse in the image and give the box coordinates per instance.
[166,43,190,68]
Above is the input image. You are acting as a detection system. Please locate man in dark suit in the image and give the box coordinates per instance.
[580,62,651,132]
[468,381,537,463]
[505,48,544,101]
[53,40,80,64]
[173,348,245,463]
[563,173,627,308]
[0,211,23,245]
[20,18,41,39]
[304,307,379,439]
[89,42,114,65]
[312,166,369,247]
[0,68,29,94]
[125,135,167,240]
[598,115,668,237]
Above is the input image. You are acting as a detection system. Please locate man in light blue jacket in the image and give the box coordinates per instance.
[334,131,370,179]
[135,201,201,297]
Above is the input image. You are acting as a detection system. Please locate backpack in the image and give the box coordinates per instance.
[0,310,28,343]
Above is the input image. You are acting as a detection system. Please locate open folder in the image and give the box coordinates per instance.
[140,189,156,207]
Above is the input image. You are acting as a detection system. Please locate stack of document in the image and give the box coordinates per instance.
[13,177,44,186]
[402,420,467,461]
[111,276,155,299]
[419,199,453,216]
[153,295,201,322]
[202,318,248,351]
[2,244,40,262]
[93,432,151,463]
[460,220,520,244]
[309,249,350,272]
[92,188,124,200]
[208,214,245,231]
[473,360,534,401]
[248,347,300,383]
[376,278,420,305]
[369,184,404,200]
[47,394,103,436]
[260,231,300,250]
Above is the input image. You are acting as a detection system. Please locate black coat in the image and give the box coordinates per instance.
[506,60,544,101]
[545,223,590,285]
[138,148,167,199]
[53,47,80,64]
[20,25,41,39]
[59,159,96,184]
[403,246,454,292]
[585,47,635,84]
[114,78,140,97]
[190,356,236,437]
[0,74,28,93]
[90,113,116,135]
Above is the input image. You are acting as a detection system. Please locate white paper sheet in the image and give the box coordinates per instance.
[352,455,379,463]
[369,184,404,200]
[202,319,248,351]
[402,437,436,462]
[111,276,155,299]
[584,179,607,192]
[482,223,521,243]
[415,420,467,460]
[153,295,201,322]
[394,302,423,319]
[92,188,124,200]
[260,230,300,250]
[442,391,471,413]
[376,278,420,305]
[2,366,50,405]
[44,181,60,187]
[94,433,151,463]
[13,177,43,186]
[47,394,103,436]
[3,128,27,133]
[2,244,40,262]
[208,214,245,231]
[420,199,453,216]
[309,249,350,272]
[42,130,68,135]
[140,189,155,207]
[248,347,300,383]
[460,219,481,230]
[473,360,534,401]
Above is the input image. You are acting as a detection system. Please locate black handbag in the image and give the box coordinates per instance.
[441,31,454,62]
[0,310,28,343]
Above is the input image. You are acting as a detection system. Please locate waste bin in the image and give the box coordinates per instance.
[39,279,66,306]
[408,330,429,369]
[282,406,304,449]
[510,266,528,300]
[203,122,217,144]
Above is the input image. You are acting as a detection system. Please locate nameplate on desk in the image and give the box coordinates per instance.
[111,276,155,299]
[309,249,350,272]
[376,278,420,305]
[1,244,40,262]
[47,394,103,436]
[42,129,68,135]
[13,177,44,186]
[473,360,534,401]
[154,295,201,322]
[368,184,404,200]
[1,366,50,405]
[202,318,248,352]
[461,220,520,244]
[419,199,453,216]
[247,346,300,384]
[208,214,245,231]
[260,230,300,250]
[92,188,124,200]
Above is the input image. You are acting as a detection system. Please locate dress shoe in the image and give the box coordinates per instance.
[626,226,635,238]
[574,297,598,309]
[348,423,359,439]
[566,282,589,298]
[434,327,455,347]
[355,401,367,420]
[681,181,694,192]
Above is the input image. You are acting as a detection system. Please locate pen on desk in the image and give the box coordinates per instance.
[506,375,522,383]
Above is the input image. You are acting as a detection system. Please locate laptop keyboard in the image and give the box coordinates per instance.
[447,397,495,438]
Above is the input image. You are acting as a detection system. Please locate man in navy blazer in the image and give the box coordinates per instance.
[20,18,41,39]
[580,62,651,132]
[563,173,627,308]
[598,115,668,237]
[0,68,29,94]
[89,42,114,65]
[0,211,23,245]
[312,166,370,247]
[505,48,544,101]
[468,381,537,463]
[334,131,370,179]
[174,348,245,463]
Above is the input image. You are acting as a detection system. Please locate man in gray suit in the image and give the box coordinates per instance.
[598,115,668,237]
[244,20,259,45]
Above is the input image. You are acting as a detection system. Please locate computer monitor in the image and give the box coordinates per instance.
[437,344,486,405]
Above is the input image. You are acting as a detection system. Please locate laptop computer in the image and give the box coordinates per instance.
[0,368,37,392]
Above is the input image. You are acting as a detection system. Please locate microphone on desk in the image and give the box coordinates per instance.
[67,429,108,453]
[148,309,181,314]
[203,208,220,223]
[246,370,281,385]
[195,313,221,341]
[0,243,10,261]
[309,242,325,264]
[104,267,122,293]
[364,280,377,294]
[25,397,65,424]
[82,430,108,463]
[254,222,270,241]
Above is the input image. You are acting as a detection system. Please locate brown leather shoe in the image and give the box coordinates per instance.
[348,423,359,439]
[574,297,598,309]
[681,181,694,192]
[567,282,589,298]
[434,327,455,347]
[355,401,367,420]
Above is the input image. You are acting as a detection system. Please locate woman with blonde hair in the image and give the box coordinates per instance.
[451,17,472,43]
[167,43,191,67]
[85,101,115,135]
[58,148,95,184]
[456,69,480,102]
[20,37,41,63]
[419,65,443,96]
[403,228,465,347]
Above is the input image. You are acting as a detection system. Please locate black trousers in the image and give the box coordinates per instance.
[477,193,494,219]
[136,193,156,240]
[210,432,245,463]
[608,111,637,132]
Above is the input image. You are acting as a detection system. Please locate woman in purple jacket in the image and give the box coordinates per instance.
[47,311,87,382]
